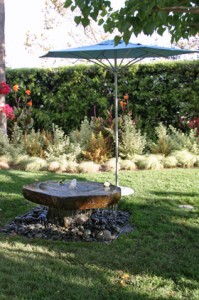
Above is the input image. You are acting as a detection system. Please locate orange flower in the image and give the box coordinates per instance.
[13,84,19,92]
[120,101,127,108]
[124,93,129,100]
[25,89,31,96]
[120,101,124,107]
[27,100,32,107]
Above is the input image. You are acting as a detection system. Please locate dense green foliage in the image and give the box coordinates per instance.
[5,61,199,136]
[64,0,199,44]
[0,168,199,299]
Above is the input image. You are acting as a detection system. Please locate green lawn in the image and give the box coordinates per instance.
[0,168,199,300]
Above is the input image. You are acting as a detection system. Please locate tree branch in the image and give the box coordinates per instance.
[155,6,199,14]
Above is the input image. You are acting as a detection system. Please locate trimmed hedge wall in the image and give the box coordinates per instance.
[5,60,199,137]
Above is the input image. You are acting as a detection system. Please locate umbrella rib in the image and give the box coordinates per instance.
[73,51,115,71]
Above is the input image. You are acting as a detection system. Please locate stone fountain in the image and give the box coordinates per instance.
[22,179,121,227]
[1,180,132,242]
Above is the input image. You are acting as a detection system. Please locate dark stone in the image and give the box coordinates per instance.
[0,206,132,243]
[23,180,121,211]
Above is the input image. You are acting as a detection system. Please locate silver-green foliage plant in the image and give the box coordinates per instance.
[119,115,146,159]
[0,129,11,156]
[10,124,26,157]
[168,126,199,155]
[0,125,25,162]
[70,116,93,159]
[149,123,172,156]
[45,125,81,160]
[149,123,199,156]
[76,116,93,150]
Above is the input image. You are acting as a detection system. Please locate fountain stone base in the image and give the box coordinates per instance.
[23,180,121,227]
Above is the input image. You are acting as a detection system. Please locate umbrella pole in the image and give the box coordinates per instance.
[114,58,119,187]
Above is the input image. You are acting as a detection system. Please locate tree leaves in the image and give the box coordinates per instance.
[65,0,199,44]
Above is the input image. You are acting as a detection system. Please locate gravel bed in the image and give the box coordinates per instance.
[0,206,133,243]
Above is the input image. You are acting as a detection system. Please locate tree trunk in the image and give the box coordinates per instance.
[0,0,6,134]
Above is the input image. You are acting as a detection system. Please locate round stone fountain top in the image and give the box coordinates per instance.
[23,180,121,211]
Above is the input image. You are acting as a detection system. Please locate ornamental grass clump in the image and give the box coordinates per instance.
[119,159,137,171]
[0,154,10,170]
[162,155,178,168]
[77,161,100,173]
[136,154,164,170]
[12,155,30,170]
[171,150,197,168]
[23,157,48,172]
[47,155,68,172]
[13,155,48,171]
[194,155,199,167]
[65,161,79,173]
[101,158,120,172]
[47,160,61,172]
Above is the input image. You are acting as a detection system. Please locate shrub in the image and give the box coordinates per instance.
[149,123,172,156]
[0,129,11,156]
[45,125,81,161]
[10,124,26,156]
[82,131,110,163]
[168,126,199,155]
[119,115,146,159]
[23,129,46,157]
[75,116,92,150]
[149,123,199,156]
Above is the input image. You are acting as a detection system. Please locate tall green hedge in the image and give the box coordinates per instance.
[5,60,199,137]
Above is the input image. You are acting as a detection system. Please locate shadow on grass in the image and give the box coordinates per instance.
[0,169,88,194]
[151,191,199,198]
[0,170,199,299]
[0,239,158,300]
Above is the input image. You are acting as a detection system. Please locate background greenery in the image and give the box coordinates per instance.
[5,60,199,137]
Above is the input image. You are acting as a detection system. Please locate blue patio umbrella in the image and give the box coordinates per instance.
[42,40,198,189]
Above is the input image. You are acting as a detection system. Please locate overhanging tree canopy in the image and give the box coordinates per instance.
[64,0,199,44]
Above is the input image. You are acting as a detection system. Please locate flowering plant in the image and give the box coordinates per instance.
[180,116,199,136]
[0,81,14,121]
[0,81,34,132]
[120,93,130,118]
[0,82,11,95]
[11,83,34,131]
[0,104,15,120]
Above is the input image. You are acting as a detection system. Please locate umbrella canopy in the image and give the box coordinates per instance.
[42,40,199,187]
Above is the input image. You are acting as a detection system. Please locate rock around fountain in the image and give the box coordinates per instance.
[1,179,132,242]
